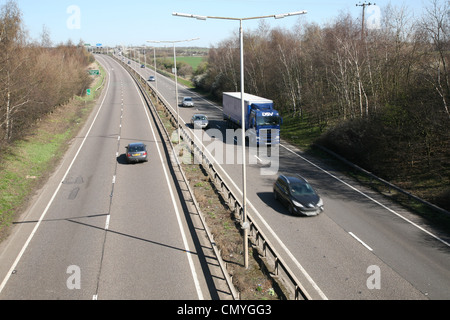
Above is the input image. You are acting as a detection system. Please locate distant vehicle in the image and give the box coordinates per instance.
[128,61,131,64]
[191,114,209,129]
[141,64,145,68]
[125,142,148,163]
[148,76,156,82]
[273,175,323,216]
[222,92,282,145]
[182,97,194,107]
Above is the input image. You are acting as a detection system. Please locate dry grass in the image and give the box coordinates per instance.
[144,77,284,300]
[0,63,104,243]
[183,164,281,300]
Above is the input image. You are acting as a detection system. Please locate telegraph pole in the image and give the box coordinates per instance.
[356,2,375,41]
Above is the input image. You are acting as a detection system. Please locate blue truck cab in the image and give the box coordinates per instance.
[223,92,282,145]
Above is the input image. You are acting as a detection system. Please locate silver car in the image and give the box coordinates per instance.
[191,114,209,129]
[125,142,148,163]
[182,97,194,107]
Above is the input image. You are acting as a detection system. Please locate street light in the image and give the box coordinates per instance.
[146,46,159,92]
[147,38,199,144]
[173,10,307,269]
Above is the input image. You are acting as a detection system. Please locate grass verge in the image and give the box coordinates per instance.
[0,61,106,242]
[149,92,282,300]
[280,113,450,234]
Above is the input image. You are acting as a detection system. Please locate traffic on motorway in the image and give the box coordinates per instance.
[120,52,450,300]
[0,55,217,300]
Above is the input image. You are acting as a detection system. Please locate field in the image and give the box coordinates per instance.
[176,56,206,71]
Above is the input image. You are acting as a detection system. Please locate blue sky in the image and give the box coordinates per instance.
[10,0,431,48]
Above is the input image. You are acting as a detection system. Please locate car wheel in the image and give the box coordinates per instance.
[273,190,278,200]
[288,204,294,215]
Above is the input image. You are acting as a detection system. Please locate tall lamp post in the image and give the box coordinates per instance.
[147,38,199,144]
[173,10,307,269]
[150,46,158,92]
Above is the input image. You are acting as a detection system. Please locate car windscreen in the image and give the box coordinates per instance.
[290,182,316,195]
[128,145,145,152]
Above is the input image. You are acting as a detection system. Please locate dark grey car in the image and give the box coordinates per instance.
[125,142,148,163]
[273,175,324,216]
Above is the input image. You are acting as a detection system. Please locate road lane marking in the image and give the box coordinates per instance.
[148,72,327,300]
[156,67,449,247]
[131,74,205,301]
[0,66,112,295]
[281,144,450,248]
[127,55,326,299]
[349,232,373,251]
[104,215,111,231]
[133,55,450,299]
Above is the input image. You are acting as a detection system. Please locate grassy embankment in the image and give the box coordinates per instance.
[281,114,450,233]
[0,62,106,241]
[142,55,205,88]
[144,81,282,300]
[167,54,449,231]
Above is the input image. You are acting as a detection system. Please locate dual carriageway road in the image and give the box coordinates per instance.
[0,55,217,300]
[0,53,448,300]
[121,53,450,300]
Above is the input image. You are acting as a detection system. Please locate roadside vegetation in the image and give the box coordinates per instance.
[125,47,207,88]
[0,0,105,241]
[149,91,283,300]
[191,0,450,213]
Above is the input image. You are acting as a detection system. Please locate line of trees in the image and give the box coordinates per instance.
[193,1,449,209]
[0,1,93,145]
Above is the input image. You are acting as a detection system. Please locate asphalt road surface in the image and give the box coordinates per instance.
[0,55,218,300]
[124,53,450,300]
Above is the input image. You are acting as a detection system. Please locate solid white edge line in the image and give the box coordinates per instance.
[349,232,373,251]
[131,75,204,300]
[151,68,327,300]
[159,63,449,249]
[0,65,112,294]
[281,143,450,248]
[137,59,450,299]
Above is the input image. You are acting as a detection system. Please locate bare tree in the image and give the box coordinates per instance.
[0,0,30,141]
[0,1,92,143]
[270,29,303,117]
[419,0,450,118]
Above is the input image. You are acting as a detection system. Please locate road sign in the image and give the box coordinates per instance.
[89,70,100,75]
[86,89,91,96]
[96,43,102,47]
